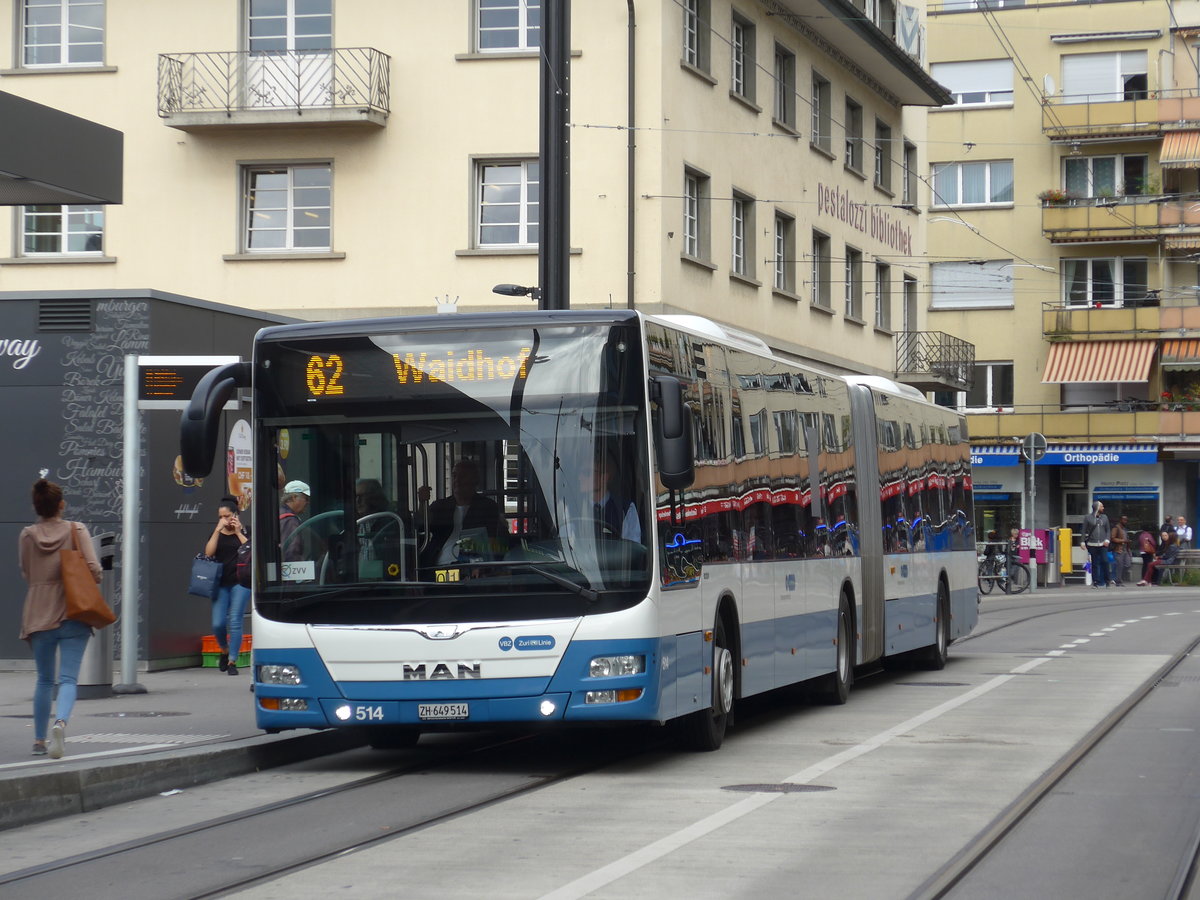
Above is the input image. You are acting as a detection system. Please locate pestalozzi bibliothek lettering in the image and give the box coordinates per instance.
[816,183,912,256]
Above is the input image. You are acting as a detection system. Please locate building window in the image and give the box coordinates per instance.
[731,191,755,279]
[478,159,539,248]
[477,0,540,52]
[931,260,1016,310]
[244,164,331,252]
[21,205,103,255]
[1064,154,1149,198]
[811,71,831,153]
[902,140,918,206]
[682,0,710,72]
[931,160,1013,207]
[875,262,892,329]
[1062,51,1147,103]
[845,246,863,319]
[845,98,863,173]
[730,12,755,102]
[1063,257,1149,307]
[773,44,796,131]
[874,120,892,192]
[930,60,1014,106]
[937,362,1013,411]
[22,0,104,66]
[773,211,795,292]
[248,0,331,53]
[811,230,831,307]
[683,168,710,261]
[902,274,918,332]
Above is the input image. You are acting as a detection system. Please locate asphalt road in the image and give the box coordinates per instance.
[3,585,1198,900]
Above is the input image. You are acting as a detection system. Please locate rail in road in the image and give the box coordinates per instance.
[4,589,1200,899]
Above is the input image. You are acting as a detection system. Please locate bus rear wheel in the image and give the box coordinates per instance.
[815,596,854,705]
[918,582,950,670]
[677,616,734,752]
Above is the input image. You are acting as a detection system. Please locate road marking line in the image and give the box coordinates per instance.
[538,657,1053,900]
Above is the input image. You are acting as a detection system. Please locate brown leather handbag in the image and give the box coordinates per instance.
[62,523,115,629]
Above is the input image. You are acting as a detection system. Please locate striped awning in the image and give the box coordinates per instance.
[1161,130,1200,168]
[1165,235,1200,250]
[1042,340,1156,383]
[1162,338,1200,370]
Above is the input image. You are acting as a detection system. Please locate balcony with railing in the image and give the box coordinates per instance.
[966,403,1179,444]
[157,48,390,130]
[1040,193,1200,244]
[1042,294,1200,341]
[894,330,975,392]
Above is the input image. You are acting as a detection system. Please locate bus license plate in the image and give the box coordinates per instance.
[418,702,469,720]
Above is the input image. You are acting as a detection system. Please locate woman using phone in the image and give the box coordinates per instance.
[204,498,250,675]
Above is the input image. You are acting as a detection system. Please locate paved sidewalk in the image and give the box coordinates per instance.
[0,665,362,831]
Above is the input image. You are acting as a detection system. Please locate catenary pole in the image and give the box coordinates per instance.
[538,0,570,310]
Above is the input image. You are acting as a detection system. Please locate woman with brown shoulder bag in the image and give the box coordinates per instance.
[19,477,102,759]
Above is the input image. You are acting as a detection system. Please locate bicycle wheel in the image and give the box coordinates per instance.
[978,559,996,594]
[1007,561,1030,594]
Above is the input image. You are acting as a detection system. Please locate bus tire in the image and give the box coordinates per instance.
[365,726,421,750]
[918,582,951,670]
[816,595,854,705]
[676,615,734,752]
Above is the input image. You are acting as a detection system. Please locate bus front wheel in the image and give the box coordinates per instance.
[676,616,734,752]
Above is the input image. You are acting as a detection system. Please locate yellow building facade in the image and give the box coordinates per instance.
[926,0,1200,538]
[0,0,963,382]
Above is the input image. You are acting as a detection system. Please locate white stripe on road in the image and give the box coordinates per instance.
[539,656,1052,900]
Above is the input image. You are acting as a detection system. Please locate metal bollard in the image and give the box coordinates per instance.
[77,532,117,700]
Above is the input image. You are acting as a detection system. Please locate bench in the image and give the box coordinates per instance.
[1156,548,1200,585]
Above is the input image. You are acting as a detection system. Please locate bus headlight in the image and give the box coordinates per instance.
[585,689,644,704]
[259,664,302,685]
[589,655,645,677]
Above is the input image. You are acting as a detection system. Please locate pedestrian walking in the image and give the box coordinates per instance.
[1110,514,1132,585]
[205,498,250,675]
[19,477,102,758]
[1082,500,1112,588]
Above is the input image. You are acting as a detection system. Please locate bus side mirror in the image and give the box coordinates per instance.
[180,361,252,477]
[650,375,695,491]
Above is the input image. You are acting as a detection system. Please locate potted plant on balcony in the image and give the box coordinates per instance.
[1037,188,1073,206]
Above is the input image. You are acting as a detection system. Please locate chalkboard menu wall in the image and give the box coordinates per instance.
[0,291,294,667]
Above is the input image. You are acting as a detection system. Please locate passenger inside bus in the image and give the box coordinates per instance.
[418,459,508,567]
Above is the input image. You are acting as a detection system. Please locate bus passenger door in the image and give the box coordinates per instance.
[848,383,884,664]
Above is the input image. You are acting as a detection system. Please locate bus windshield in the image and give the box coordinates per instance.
[255,320,651,625]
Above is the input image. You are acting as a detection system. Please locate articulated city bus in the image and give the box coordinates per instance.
[181,309,977,750]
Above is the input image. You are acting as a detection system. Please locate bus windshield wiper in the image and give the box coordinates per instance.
[506,563,600,602]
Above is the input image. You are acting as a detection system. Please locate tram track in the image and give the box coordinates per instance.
[961,591,1198,642]
[0,728,646,899]
[911,629,1200,900]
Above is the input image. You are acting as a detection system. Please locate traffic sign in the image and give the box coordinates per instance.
[1021,432,1047,462]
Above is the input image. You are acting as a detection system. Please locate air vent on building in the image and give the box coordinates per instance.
[38,299,94,333]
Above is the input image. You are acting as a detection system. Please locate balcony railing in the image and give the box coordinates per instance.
[966,403,1193,443]
[895,330,974,393]
[1042,88,1200,139]
[1041,193,1200,243]
[1042,300,1163,341]
[157,48,390,129]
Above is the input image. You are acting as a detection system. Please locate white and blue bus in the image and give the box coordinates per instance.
[181,310,977,750]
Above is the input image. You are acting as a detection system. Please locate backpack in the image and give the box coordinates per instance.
[235,538,253,587]
[239,511,298,586]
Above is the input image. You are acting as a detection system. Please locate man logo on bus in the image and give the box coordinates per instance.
[402,661,482,680]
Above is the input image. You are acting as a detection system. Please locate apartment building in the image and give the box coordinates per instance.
[925,0,1200,539]
[0,0,965,383]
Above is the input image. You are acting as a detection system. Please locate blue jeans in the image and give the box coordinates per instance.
[1087,545,1112,585]
[212,583,250,659]
[30,618,92,742]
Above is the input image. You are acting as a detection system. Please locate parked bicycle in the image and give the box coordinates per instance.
[977,540,1030,595]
